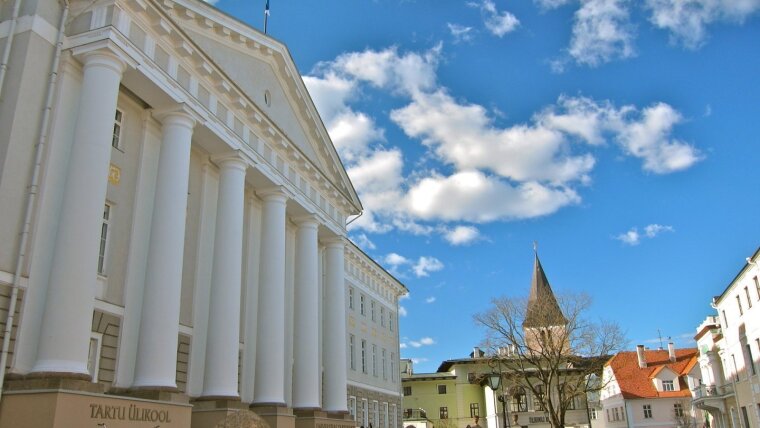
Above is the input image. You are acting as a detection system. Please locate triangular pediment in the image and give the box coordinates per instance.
[161,0,361,211]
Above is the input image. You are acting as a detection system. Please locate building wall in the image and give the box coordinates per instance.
[0,0,405,425]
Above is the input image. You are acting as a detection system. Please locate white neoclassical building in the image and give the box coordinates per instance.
[0,0,406,427]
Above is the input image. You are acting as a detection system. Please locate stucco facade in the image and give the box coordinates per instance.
[693,248,760,428]
[0,0,405,427]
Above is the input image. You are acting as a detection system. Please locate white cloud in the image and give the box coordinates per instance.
[351,233,376,250]
[399,343,408,349]
[399,306,408,317]
[568,0,636,67]
[409,337,436,347]
[413,256,445,277]
[447,23,474,43]
[646,0,760,49]
[644,223,674,237]
[425,296,437,303]
[443,225,481,245]
[385,253,410,266]
[534,0,574,9]
[616,223,674,245]
[470,0,521,37]
[305,46,701,241]
[614,103,702,173]
[410,358,429,364]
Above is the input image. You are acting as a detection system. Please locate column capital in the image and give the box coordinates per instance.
[211,150,248,172]
[72,40,135,73]
[152,103,204,129]
[292,214,319,228]
[323,236,347,249]
[256,185,292,203]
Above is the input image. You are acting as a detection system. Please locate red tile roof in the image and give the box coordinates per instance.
[606,348,699,399]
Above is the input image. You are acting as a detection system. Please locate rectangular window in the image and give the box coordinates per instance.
[384,403,389,428]
[381,307,386,327]
[373,401,379,428]
[746,287,753,308]
[754,276,760,300]
[470,403,479,417]
[606,409,610,422]
[350,334,356,370]
[747,344,756,375]
[97,204,111,275]
[404,409,412,419]
[590,408,597,420]
[371,301,376,322]
[349,397,357,421]
[391,405,397,428]
[533,385,545,410]
[349,287,354,310]
[662,380,674,391]
[643,404,652,419]
[382,348,387,380]
[439,407,448,419]
[438,384,447,394]
[391,353,396,382]
[732,354,740,381]
[361,339,367,373]
[741,407,750,428]
[511,392,527,412]
[403,386,412,396]
[737,295,744,315]
[362,400,369,427]
[87,332,103,383]
[723,310,729,328]
[674,403,684,418]
[389,314,394,332]
[373,344,378,377]
[360,295,366,316]
[112,109,123,149]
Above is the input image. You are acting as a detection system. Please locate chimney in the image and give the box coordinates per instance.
[668,342,676,362]
[636,345,647,368]
[473,347,481,358]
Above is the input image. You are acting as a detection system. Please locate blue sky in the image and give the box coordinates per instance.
[205,0,760,373]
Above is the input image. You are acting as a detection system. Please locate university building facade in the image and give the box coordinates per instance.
[0,0,406,426]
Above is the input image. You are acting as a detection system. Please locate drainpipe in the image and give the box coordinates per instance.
[0,0,24,100]
[0,0,69,403]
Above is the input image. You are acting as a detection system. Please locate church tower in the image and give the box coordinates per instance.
[523,253,569,354]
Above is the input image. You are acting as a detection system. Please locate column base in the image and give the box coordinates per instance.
[0,378,191,428]
[294,408,356,428]
[191,399,265,428]
[250,403,295,428]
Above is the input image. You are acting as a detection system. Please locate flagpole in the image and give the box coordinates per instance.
[264,0,270,34]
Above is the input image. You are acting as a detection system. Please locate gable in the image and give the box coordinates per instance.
[164,0,361,212]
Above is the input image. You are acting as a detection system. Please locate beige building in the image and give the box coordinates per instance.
[693,248,760,428]
[0,0,405,427]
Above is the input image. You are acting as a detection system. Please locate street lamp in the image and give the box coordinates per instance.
[488,358,511,428]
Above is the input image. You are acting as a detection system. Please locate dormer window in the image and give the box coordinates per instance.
[662,380,674,391]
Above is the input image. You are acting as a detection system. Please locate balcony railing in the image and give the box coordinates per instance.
[692,384,734,399]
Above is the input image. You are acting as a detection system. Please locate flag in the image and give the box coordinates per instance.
[264,0,270,34]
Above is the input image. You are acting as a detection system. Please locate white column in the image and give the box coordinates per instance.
[132,108,196,388]
[253,187,288,405]
[292,215,320,409]
[32,50,126,375]
[201,152,248,398]
[323,238,348,412]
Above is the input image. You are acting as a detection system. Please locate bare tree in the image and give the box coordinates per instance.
[474,292,626,428]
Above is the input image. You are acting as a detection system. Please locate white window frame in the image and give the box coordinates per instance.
[350,334,356,370]
[380,307,386,327]
[383,402,389,428]
[361,339,367,373]
[373,400,379,428]
[391,352,396,382]
[391,404,397,428]
[360,295,366,316]
[88,332,103,383]
[382,348,387,380]
[97,203,112,275]
[362,399,369,427]
[373,344,378,377]
[112,108,124,150]
[349,396,357,422]
[643,404,652,419]
[371,300,376,322]
[662,380,674,391]
[349,287,354,310]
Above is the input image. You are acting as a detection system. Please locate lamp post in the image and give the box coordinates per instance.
[487,358,511,428]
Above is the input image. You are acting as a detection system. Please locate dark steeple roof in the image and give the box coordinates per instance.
[524,253,567,328]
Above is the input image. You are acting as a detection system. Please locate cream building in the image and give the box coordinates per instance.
[0,0,405,427]
[693,248,760,428]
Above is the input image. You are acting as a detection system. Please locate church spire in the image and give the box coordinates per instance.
[524,252,567,328]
